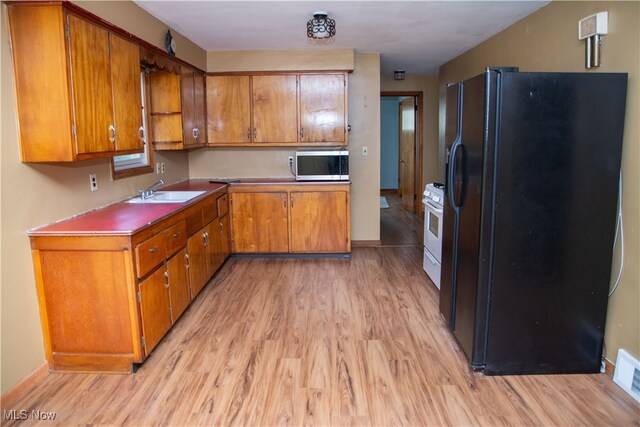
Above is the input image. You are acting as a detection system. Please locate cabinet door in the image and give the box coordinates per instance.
[252,75,298,143]
[167,248,190,323]
[67,14,114,155]
[290,191,348,253]
[206,75,251,144]
[138,267,172,355]
[231,192,289,253]
[299,74,346,144]
[193,71,207,146]
[187,226,209,298]
[219,214,231,264]
[109,33,143,152]
[181,68,197,147]
[205,221,218,277]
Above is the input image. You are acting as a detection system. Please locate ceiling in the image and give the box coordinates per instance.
[133,1,548,75]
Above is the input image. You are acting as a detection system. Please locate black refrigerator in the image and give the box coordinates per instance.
[439,68,627,375]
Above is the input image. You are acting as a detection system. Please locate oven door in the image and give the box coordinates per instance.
[424,199,443,262]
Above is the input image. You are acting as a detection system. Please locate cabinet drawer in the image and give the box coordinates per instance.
[202,195,218,225]
[217,193,229,217]
[135,233,166,278]
[164,221,187,258]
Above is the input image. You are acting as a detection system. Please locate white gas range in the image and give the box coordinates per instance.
[422,183,444,289]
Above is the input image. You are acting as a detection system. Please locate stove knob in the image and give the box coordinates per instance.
[433,196,441,203]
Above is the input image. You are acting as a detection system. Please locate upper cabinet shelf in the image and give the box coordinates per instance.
[7,3,144,162]
[206,72,349,147]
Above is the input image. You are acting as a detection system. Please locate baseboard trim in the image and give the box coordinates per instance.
[0,362,48,409]
[603,356,615,377]
[351,240,382,247]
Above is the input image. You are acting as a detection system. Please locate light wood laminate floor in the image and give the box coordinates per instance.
[3,248,639,426]
[380,192,423,247]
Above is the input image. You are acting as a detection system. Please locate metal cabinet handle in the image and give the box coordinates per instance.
[193,128,200,139]
[149,246,158,253]
[185,253,190,269]
[172,231,181,238]
[247,128,251,140]
[138,126,145,141]
[283,195,287,208]
[219,221,223,233]
[290,195,294,208]
[108,125,116,143]
[203,232,208,246]
[300,127,304,139]
[253,128,257,139]
[164,270,169,288]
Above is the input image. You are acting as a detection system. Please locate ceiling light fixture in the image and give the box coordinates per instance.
[307,11,336,40]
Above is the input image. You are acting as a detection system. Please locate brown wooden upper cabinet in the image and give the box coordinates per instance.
[206,72,348,146]
[148,66,206,150]
[7,4,144,162]
[182,68,207,148]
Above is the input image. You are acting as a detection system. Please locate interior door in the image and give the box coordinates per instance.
[398,97,416,212]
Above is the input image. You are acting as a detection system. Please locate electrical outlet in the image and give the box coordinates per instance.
[362,146,368,156]
[288,156,294,167]
[155,162,161,174]
[89,174,98,191]
[161,162,165,174]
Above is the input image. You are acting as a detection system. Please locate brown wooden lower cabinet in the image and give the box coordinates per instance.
[230,192,289,253]
[187,223,211,298]
[29,188,230,373]
[138,267,172,355]
[167,248,190,322]
[290,190,349,253]
[229,183,351,254]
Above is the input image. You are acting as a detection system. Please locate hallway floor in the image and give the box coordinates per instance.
[380,191,423,247]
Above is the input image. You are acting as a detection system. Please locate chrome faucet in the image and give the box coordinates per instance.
[138,180,164,199]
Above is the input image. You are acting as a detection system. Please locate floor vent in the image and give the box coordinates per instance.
[613,349,640,403]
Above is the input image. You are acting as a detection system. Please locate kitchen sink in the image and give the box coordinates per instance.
[126,191,206,204]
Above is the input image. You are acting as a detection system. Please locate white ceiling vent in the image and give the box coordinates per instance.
[613,349,640,403]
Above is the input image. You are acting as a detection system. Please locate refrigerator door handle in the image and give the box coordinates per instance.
[447,139,462,213]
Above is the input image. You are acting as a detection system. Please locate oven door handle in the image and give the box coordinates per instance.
[424,200,443,214]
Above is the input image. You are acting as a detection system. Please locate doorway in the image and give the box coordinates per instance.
[380,91,424,246]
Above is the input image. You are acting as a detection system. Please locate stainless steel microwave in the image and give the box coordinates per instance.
[295,150,349,181]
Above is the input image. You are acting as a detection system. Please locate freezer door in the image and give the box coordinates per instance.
[484,72,627,374]
[448,73,488,364]
[439,83,461,326]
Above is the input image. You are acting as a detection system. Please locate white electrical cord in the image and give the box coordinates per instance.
[608,171,624,298]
